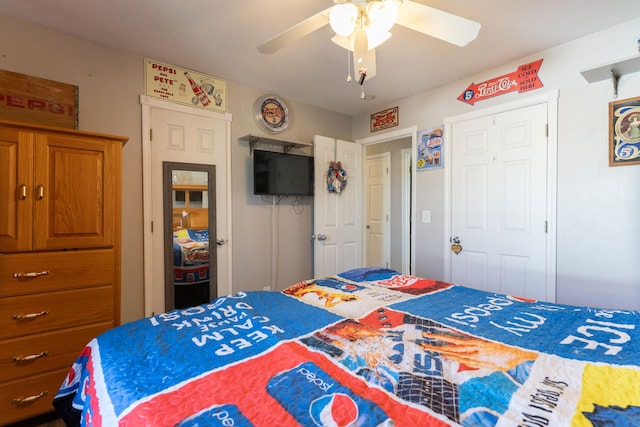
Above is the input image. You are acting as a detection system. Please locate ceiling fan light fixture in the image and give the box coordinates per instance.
[257,0,480,88]
[366,27,391,50]
[329,3,359,37]
[366,0,399,33]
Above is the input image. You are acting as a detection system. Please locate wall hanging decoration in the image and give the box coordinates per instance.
[144,58,227,112]
[0,68,78,129]
[457,59,544,105]
[609,95,640,166]
[254,94,289,134]
[327,161,348,193]
[370,106,399,132]
[417,126,444,171]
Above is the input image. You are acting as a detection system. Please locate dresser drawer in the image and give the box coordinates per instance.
[0,249,115,297]
[0,367,68,426]
[0,286,114,340]
[0,322,112,383]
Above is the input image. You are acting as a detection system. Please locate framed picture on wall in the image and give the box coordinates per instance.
[609,95,640,166]
[416,126,444,171]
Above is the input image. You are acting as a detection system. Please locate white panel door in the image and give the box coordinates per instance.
[142,98,231,316]
[313,135,362,278]
[451,103,549,300]
[365,153,390,268]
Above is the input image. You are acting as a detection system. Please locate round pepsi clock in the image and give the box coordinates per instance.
[254,94,289,134]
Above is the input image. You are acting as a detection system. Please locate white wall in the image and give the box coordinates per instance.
[0,15,351,322]
[228,84,352,293]
[352,17,640,310]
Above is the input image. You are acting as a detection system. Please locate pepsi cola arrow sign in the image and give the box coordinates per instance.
[458,59,544,105]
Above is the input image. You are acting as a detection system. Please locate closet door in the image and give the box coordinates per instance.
[449,103,550,300]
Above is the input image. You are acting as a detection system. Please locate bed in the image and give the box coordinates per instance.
[53,268,640,426]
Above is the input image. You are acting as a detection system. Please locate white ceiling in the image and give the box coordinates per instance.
[1,0,638,116]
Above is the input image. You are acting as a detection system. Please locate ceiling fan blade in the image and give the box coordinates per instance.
[331,34,351,51]
[396,0,481,47]
[257,8,331,54]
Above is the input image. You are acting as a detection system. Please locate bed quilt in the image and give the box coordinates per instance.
[54,268,640,426]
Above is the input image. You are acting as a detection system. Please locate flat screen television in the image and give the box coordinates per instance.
[253,149,314,196]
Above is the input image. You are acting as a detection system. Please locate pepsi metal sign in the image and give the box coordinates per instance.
[458,59,544,105]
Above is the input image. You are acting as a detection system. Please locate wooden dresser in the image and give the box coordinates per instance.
[0,119,127,425]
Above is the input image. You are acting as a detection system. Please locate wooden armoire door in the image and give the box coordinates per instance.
[0,129,33,252]
[32,132,118,250]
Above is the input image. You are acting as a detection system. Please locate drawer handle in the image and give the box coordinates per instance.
[20,184,27,199]
[12,310,49,320]
[12,270,50,279]
[12,351,49,363]
[12,391,49,405]
[37,184,45,200]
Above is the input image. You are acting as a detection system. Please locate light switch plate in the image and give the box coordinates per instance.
[422,210,431,224]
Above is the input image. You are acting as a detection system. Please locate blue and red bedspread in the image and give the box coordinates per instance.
[54,268,640,426]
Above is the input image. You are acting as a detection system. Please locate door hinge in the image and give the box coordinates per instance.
[545,124,548,137]
[151,220,154,233]
[544,220,548,233]
[150,128,153,141]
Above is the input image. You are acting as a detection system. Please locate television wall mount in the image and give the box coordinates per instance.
[239,134,311,155]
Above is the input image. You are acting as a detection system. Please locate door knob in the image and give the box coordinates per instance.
[216,238,227,246]
[451,236,462,254]
[315,234,327,241]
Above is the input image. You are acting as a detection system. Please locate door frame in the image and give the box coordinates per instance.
[443,90,558,299]
[140,95,233,316]
[357,125,417,275]
[400,148,412,274]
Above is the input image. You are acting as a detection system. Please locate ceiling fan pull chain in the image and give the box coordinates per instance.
[359,67,367,85]
[346,49,352,82]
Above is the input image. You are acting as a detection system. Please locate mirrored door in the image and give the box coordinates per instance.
[163,162,217,310]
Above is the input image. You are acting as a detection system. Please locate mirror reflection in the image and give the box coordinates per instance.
[163,162,217,311]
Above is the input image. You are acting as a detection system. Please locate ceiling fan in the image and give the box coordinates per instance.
[257,0,481,83]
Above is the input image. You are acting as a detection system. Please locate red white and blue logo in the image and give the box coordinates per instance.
[309,393,358,427]
[267,362,390,426]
